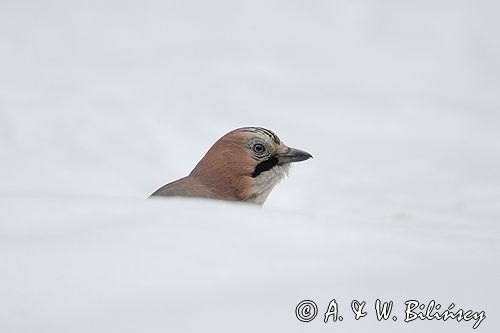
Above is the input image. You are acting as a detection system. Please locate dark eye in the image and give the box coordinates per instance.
[252,143,266,155]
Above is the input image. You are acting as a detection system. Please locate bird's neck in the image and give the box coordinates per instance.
[247,164,289,204]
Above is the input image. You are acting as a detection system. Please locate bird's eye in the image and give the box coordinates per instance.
[252,143,266,155]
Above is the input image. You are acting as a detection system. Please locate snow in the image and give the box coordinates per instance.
[1,0,499,332]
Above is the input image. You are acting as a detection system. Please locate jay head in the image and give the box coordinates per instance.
[150,127,312,204]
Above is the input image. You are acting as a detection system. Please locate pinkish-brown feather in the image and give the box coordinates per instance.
[149,176,217,198]
[189,130,255,201]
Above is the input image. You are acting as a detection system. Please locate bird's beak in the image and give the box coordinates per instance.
[276,147,313,165]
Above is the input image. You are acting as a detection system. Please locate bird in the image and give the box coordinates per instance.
[150,127,312,204]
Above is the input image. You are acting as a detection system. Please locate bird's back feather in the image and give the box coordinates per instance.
[149,176,218,199]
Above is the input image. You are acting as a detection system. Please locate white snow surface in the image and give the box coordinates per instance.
[1,0,499,332]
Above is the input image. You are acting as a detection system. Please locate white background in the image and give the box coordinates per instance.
[1,0,499,332]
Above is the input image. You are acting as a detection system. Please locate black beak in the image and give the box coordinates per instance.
[276,147,313,165]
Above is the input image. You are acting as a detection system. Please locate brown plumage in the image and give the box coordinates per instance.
[150,127,312,204]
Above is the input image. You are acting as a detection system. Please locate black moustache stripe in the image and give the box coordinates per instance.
[251,156,279,178]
